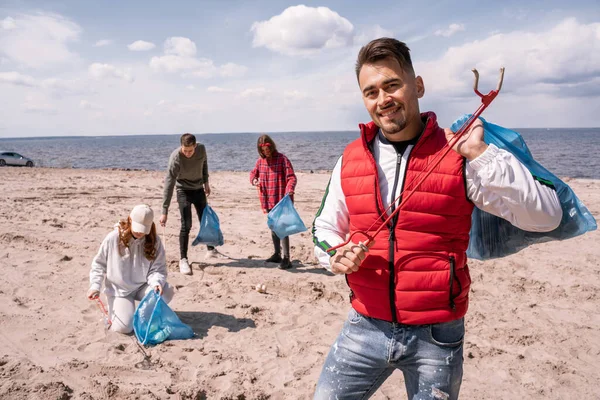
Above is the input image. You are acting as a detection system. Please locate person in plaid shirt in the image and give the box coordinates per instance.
[250,134,297,270]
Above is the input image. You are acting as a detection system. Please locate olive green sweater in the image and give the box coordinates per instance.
[162,144,209,214]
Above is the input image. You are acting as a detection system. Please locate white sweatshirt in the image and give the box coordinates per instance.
[313,134,563,271]
[89,229,167,297]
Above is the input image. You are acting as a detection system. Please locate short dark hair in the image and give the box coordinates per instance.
[180,133,196,147]
[257,134,277,159]
[355,38,414,80]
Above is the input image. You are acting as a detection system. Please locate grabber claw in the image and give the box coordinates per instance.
[471,67,505,105]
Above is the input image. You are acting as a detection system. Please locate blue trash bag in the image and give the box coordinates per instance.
[267,194,308,239]
[451,114,597,260]
[133,290,195,346]
[192,204,224,246]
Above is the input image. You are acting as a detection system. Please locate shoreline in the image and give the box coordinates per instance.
[5,165,600,182]
[1,165,336,175]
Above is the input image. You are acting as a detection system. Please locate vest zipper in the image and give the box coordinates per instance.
[449,256,459,310]
[387,153,404,323]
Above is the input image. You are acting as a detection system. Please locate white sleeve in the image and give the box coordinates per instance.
[89,234,110,292]
[466,144,562,232]
[147,237,167,288]
[312,156,349,271]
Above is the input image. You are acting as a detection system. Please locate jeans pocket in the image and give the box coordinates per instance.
[347,308,363,325]
[428,318,464,347]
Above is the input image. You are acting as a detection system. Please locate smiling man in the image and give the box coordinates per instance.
[311,38,563,399]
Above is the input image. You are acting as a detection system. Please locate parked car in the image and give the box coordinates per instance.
[0,151,35,167]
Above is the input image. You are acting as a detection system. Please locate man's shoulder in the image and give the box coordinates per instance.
[195,143,207,156]
[169,148,180,160]
[344,136,365,151]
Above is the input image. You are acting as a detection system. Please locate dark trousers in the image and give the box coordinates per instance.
[271,231,290,257]
[177,188,214,260]
[266,208,290,257]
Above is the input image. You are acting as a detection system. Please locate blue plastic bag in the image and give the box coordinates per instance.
[133,290,194,346]
[451,115,597,260]
[267,194,308,239]
[192,204,224,246]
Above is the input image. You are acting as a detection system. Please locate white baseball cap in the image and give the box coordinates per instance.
[130,204,154,235]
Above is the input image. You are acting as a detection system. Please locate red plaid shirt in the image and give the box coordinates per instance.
[249,152,297,211]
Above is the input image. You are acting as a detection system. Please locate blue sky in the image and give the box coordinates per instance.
[1,0,599,137]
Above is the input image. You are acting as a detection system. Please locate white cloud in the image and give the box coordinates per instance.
[150,37,247,79]
[188,60,218,78]
[1,17,16,30]
[207,86,231,93]
[128,40,155,51]
[21,94,57,114]
[165,37,197,57]
[404,33,430,44]
[94,39,112,47]
[220,62,248,78]
[186,85,195,90]
[88,63,134,83]
[354,25,394,47]
[240,87,270,98]
[0,71,87,95]
[150,54,204,73]
[435,23,465,37]
[0,13,81,68]
[150,37,207,74]
[418,18,600,97]
[0,71,36,86]
[40,78,88,95]
[251,5,354,56]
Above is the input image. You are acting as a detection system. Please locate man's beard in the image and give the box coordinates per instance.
[380,117,407,136]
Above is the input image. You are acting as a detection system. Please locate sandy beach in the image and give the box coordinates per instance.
[0,167,598,400]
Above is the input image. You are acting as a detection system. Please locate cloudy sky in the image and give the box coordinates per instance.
[1,0,599,137]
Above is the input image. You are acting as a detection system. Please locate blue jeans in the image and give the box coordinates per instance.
[314,309,464,400]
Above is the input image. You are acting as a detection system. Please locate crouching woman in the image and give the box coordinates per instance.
[87,204,174,333]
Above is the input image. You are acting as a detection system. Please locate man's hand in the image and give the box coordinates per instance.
[160,214,168,227]
[444,118,488,161]
[154,284,163,295]
[330,241,372,275]
[252,178,259,186]
[205,182,211,197]
[87,288,100,300]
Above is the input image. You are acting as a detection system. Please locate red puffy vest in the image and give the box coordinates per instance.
[341,112,474,324]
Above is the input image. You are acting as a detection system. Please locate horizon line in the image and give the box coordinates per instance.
[1,126,599,141]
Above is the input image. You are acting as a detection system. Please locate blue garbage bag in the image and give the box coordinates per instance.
[267,194,308,239]
[451,114,597,260]
[192,204,224,246]
[133,290,195,346]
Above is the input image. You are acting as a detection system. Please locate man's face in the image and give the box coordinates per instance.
[358,58,424,140]
[181,144,196,158]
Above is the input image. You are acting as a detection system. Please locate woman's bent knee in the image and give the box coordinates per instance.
[110,321,133,334]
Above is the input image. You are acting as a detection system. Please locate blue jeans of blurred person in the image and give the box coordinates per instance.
[313,308,464,400]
